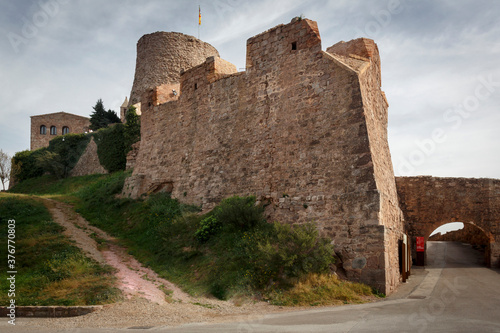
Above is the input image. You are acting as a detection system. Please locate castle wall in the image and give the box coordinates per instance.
[429,222,490,245]
[30,112,90,150]
[129,31,219,105]
[123,19,402,293]
[334,39,406,294]
[69,137,107,177]
[396,176,500,268]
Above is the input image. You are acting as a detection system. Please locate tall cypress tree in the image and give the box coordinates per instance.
[90,99,121,131]
[124,106,141,153]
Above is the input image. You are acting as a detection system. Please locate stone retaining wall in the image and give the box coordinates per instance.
[0,305,102,318]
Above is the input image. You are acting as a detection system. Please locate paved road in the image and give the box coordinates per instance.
[160,241,500,333]
[5,241,500,332]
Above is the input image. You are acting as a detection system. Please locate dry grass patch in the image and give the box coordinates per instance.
[268,273,375,306]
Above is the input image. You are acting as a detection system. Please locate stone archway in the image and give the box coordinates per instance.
[395,176,500,268]
[428,222,492,266]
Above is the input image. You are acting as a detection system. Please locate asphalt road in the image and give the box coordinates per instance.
[160,241,500,333]
[4,241,500,332]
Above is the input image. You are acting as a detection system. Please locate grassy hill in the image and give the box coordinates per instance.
[8,172,377,306]
[0,194,120,305]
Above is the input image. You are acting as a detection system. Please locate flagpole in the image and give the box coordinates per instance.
[198,5,201,39]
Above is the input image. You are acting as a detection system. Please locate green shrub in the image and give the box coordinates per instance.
[11,134,89,182]
[197,196,336,298]
[35,151,65,178]
[124,106,141,154]
[249,222,336,288]
[93,124,126,173]
[213,196,265,232]
[11,149,46,182]
[195,215,221,243]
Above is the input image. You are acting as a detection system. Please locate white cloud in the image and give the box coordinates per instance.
[0,0,499,180]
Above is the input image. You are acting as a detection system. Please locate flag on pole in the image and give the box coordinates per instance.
[199,6,201,26]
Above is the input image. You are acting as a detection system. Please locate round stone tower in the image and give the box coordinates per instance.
[129,32,220,104]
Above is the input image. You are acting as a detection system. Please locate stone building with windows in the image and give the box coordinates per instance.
[30,112,90,150]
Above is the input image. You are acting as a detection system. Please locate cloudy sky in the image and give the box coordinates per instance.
[1,0,499,181]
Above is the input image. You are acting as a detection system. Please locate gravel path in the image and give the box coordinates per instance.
[29,198,289,329]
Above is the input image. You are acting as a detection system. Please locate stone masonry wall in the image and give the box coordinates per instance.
[123,19,403,293]
[129,32,219,105]
[429,222,489,245]
[69,137,107,177]
[30,112,90,150]
[396,176,500,267]
[329,39,405,294]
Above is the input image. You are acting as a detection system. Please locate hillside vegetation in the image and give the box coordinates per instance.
[0,194,120,305]
[9,172,375,306]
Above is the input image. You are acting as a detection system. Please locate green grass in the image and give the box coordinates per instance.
[9,174,109,196]
[0,194,121,305]
[8,172,375,305]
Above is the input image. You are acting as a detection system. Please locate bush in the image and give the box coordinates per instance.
[195,215,221,243]
[249,222,336,288]
[93,124,126,173]
[11,134,90,182]
[11,149,46,182]
[35,151,65,178]
[124,106,141,154]
[213,196,265,232]
[197,196,336,298]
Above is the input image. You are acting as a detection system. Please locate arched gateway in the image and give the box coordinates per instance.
[396,176,500,267]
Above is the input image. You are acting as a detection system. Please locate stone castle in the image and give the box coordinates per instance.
[48,17,498,294]
[123,17,404,293]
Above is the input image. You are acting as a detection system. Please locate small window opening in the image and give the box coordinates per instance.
[291,42,297,50]
[194,83,198,90]
[62,126,69,135]
[40,125,47,135]
[50,126,57,135]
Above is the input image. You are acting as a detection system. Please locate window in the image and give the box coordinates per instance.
[62,126,69,135]
[194,83,198,90]
[50,126,57,135]
[291,42,297,50]
[40,125,47,135]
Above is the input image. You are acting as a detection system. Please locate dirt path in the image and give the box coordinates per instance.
[32,198,289,329]
[42,198,192,304]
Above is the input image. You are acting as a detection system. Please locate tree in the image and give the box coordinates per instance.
[124,105,141,153]
[89,99,121,131]
[0,149,11,190]
[35,151,66,179]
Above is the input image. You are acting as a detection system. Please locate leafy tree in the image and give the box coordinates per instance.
[106,109,121,124]
[0,149,11,190]
[89,99,121,131]
[35,151,66,178]
[124,105,141,153]
[11,149,45,183]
